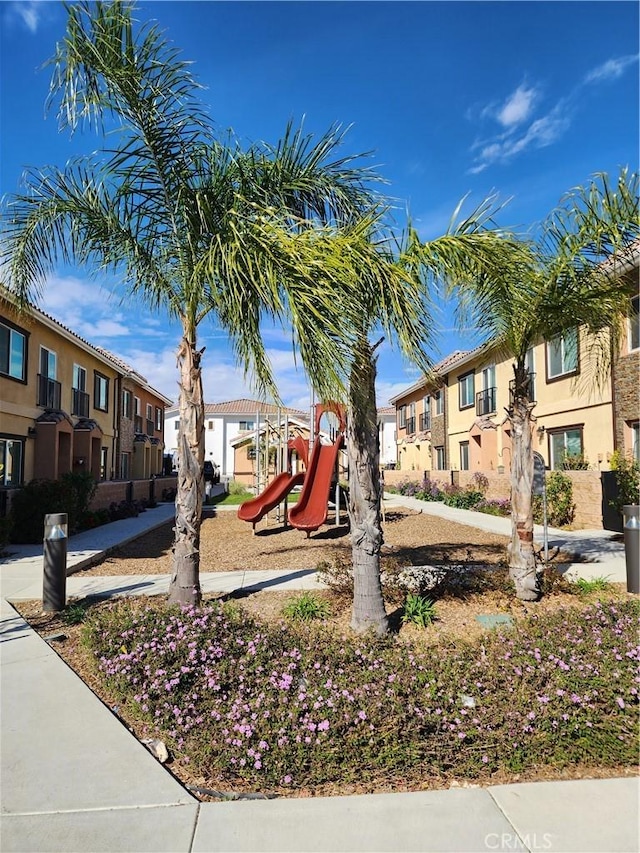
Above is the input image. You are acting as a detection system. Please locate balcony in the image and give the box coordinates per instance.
[405,416,416,436]
[476,387,497,416]
[146,418,155,436]
[72,388,90,418]
[134,415,143,433]
[37,374,61,409]
[509,372,536,404]
[419,412,431,431]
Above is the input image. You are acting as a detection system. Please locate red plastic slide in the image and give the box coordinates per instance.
[288,436,343,533]
[237,471,305,524]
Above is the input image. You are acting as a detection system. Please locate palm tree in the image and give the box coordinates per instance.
[0,1,387,606]
[450,170,639,600]
[254,211,522,635]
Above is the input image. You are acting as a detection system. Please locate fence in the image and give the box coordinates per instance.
[1,476,178,518]
[383,468,606,530]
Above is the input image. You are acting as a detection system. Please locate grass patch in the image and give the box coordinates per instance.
[208,490,301,507]
[573,576,613,596]
[82,596,639,793]
[282,591,331,622]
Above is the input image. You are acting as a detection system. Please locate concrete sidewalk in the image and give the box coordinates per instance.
[1,497,637,852]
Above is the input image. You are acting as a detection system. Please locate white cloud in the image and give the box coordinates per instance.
[7,1,42,33]
[584,54,638,84]
[468,100,571,174]
[496,84,539,128]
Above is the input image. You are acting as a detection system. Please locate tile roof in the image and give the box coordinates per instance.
[377,406,396,416]
[202,399,308,418]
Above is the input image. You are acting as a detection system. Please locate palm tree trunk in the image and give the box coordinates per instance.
[347,339,388,635]
[168,332,204,606]
[507,371,540,601]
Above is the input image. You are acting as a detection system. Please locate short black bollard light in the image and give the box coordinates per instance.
[43,513,68,612]
[623,505,640,594]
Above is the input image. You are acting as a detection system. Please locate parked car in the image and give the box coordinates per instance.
[203,460,220,484]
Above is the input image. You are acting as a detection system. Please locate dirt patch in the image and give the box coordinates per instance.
[81,507,514,576]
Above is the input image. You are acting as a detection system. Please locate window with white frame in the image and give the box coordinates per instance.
[458,371,475,409]
[547,328,579,380]
[239,420,255,431]
[398,406,407,428]
[122,389,132,419]
[434,389,443,415]
[434,446,445,470]
[0,321,27,381]
[146,403,153,422]
[100,447,108,480]
[134,396,141,416]
[120,451,131,479]
[460,441,470,471]
[629,295,639,352]
[0,437,23,486]
[632,422,639,463]
[549,427,583,469]
[155,407,163,431]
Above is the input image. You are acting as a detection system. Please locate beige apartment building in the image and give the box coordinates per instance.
[391,247,639,476]
[1,291,171,494]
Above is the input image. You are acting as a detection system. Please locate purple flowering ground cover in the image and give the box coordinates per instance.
[82,596,639,794]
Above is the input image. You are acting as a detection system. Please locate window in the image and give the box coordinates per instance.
[406,402,416,435]
[434,446,445,470]
[0,321,26,381]
[477,364,496,415]
[122,389,132,419]
[0,437,23,486]
[460,442,470,471]
[146,403,153,421]
[632,422,639,464]
[398,406,407,429]
[174,419,180,430]
[120,452,131,480]
[38,346,60,408]
[155,407,163,431]
[72,364,89,417]
[239,420,255,431]
[94,372,109,412]
[549,427,583,469]
[100,447,108,480]
[459,371,475,409]
[434,389,444,416]
[207,420,215,431]
[630,295,639,352]
[547,328,578,380]
[134,396,141,416]
[420,396,431,431]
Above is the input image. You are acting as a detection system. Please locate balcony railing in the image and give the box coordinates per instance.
[476,387,497,416]
[509,372,536,404]
[419,412,431,431]
[72,388,90,418]
[146,418,155,436]
[37,374,61,409]
[405,416,416,436]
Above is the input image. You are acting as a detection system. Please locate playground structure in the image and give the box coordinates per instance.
[237,403,346,534]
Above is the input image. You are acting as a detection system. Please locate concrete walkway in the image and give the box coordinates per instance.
[1,497,637,852]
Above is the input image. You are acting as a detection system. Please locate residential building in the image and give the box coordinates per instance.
[164,399,307,480]
[377,406,397,468]
[390,352,466,473]
[1,291,171,491]
[391,242,639,477]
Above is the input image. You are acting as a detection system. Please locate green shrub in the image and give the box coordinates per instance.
[9,472,97,543]
[282,592,331,622]
[609,451,640,512]
[533,470,575,527]
[227,479,251,496]
[402,594,436,627]
[573,576,613,596]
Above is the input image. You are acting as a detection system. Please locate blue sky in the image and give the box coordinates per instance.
[1,1,638,409]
